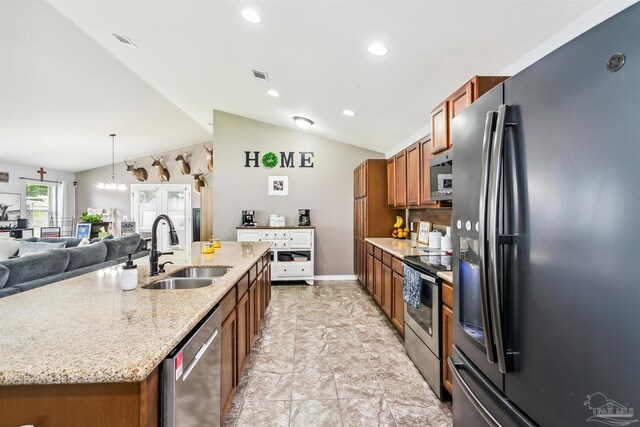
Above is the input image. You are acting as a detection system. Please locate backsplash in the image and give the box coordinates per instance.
[408,208,452,234]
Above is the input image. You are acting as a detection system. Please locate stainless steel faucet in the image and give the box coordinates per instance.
[149,214,180,276]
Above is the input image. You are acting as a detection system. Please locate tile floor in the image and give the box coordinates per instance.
[223,281,453,427]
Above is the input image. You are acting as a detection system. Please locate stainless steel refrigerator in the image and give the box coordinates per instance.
[451,3,640,425]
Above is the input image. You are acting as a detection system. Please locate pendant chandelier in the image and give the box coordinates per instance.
[96,133,127,191]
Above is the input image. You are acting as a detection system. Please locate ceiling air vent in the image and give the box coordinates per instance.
[112,33,138,49]
[251,69,269,82]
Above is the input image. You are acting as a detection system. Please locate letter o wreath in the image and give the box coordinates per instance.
[261,152,278,168]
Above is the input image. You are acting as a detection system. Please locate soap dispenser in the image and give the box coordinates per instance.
[121,254,138,291]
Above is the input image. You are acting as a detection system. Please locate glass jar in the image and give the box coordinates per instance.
[202,242,214,254]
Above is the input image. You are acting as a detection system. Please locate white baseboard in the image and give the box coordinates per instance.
[313,275,357,281]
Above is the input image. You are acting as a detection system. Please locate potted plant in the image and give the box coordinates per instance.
[79,212,110,239]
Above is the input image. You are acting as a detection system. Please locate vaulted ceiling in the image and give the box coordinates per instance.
[1,0,604,172]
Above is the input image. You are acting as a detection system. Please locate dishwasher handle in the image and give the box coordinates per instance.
[182,328,219,380]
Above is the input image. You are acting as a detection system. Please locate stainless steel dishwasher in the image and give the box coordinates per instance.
[162,306,221,427]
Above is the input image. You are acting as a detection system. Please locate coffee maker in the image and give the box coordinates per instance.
[298,209,311,226]
[242,210,256,226]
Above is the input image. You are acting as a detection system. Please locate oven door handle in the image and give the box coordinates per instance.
[419,273,437,284]
[479,110,498,364]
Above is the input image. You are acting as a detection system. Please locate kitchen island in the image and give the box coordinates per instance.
[0,241,271,426]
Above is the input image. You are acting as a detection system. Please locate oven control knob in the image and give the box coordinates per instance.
[465,221,472,231]
[456,220,462,230]
[475,222,479,232]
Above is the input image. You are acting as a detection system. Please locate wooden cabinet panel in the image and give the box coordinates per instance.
[392,257,404,275]
[374,247,382,260]
[431,101,448,154]
[442,304,454,395]
[236,291,249,375]
[221,308,237,418]
[220,287,237,321]
[382,251,392,267]
[248,281,256,345]
[391,270,405,336]
[442,281,453,309]
[395,151,407,207]
[265,263,272,308]
[381,263,392,317]
[387,158,396,207]
[447,80,473,148]
[373,258,383,304]
[366,253,374,295]
[406,142,420,206]
[367,242,374,255]
[257,271,264,321]
[419,136,438,206]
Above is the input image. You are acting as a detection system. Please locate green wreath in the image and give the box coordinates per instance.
[261,152,278,168]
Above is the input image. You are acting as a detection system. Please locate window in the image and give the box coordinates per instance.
[26,183,58,229]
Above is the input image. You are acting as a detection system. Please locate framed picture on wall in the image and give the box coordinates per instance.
[76,223,91,239]
[121,221,136,235]
[417,221,431,245]
[268,176,289,196]
[0,193,21,222]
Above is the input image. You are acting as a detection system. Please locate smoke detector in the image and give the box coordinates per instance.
[252,70,269,82]
[112,33,138,49]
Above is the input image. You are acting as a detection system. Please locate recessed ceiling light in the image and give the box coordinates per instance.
[112,33,138,49]
[241,8,262,24]
[342,110,356,117]
[368,42,388,56]
[293,116,314,130]
[267,89,280,97]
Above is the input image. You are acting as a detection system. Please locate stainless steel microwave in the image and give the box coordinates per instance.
[429,151,453,200]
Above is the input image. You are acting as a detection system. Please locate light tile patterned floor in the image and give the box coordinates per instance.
[224,281,453,427]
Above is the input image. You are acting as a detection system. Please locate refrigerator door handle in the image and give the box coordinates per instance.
[448,357,502,427]
[488,104,509,373]
[479,110,498,364]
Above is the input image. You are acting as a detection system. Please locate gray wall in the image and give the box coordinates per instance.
[76,111,383,275]
[0,161,76,225]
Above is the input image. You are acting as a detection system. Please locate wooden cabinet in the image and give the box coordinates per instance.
[406,142,420,206]
[395,151,407,207]
[387,158,396,207]
[221,308,237,417]
[381,262,392,317]
[419,136,438,206]
[373,257,383,305]
[391,259,405,336]
[431,101,448,154]
[354,159,399,289]
[447,80,473,148]
[366,251,374,295]
[236,291,249,375]
[248,280,256,345]
[442,280,454,396]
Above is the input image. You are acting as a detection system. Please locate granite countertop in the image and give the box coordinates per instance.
[0,241,271,386]
[366,238,454,284]
[365,237,425,259]
[437,271,453,283]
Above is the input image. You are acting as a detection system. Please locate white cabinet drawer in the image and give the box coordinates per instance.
[262,230,290,240]
[289,230,312,248]
[267,240,289,249]
[276,262,312,277]
[237,230,261,242]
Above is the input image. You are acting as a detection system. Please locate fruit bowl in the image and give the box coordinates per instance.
[392,227,411,240]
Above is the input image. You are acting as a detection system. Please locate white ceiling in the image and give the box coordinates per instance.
[2,1,603,172]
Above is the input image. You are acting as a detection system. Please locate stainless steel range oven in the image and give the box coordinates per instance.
[403,257,443,399]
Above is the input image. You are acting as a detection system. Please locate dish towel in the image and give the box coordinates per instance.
[403,265,422,308]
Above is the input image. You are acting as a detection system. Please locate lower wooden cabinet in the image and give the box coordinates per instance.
[373,257,383,304]
[366,252,374,295]
[221,256,272,420]
[391,270,405,336]
[236,291,249,375]
[442,280,454,396]
[381,263,392,317]
[220,308,237,417]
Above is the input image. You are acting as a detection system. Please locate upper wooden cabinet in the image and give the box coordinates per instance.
[419,136,438,206]
[353,163,367,199]
[406,142,420,206]
[395,151,407,207]
[430,101,449,154]
[387,158,396,207]
[447,80,474,148]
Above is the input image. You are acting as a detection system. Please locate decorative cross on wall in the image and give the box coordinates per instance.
[37,167,47,181]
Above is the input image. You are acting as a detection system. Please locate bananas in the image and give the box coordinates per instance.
[393,216,404,228]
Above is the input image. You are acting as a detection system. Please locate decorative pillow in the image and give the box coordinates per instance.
[90,235,113,244]
[0,239,20,261]
[17,240,66,257]
[77,238,91,247]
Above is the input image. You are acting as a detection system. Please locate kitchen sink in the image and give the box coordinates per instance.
[143,278,217,290]
[168,267,232,278]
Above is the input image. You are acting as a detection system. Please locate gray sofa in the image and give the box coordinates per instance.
[0,234,148,298]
